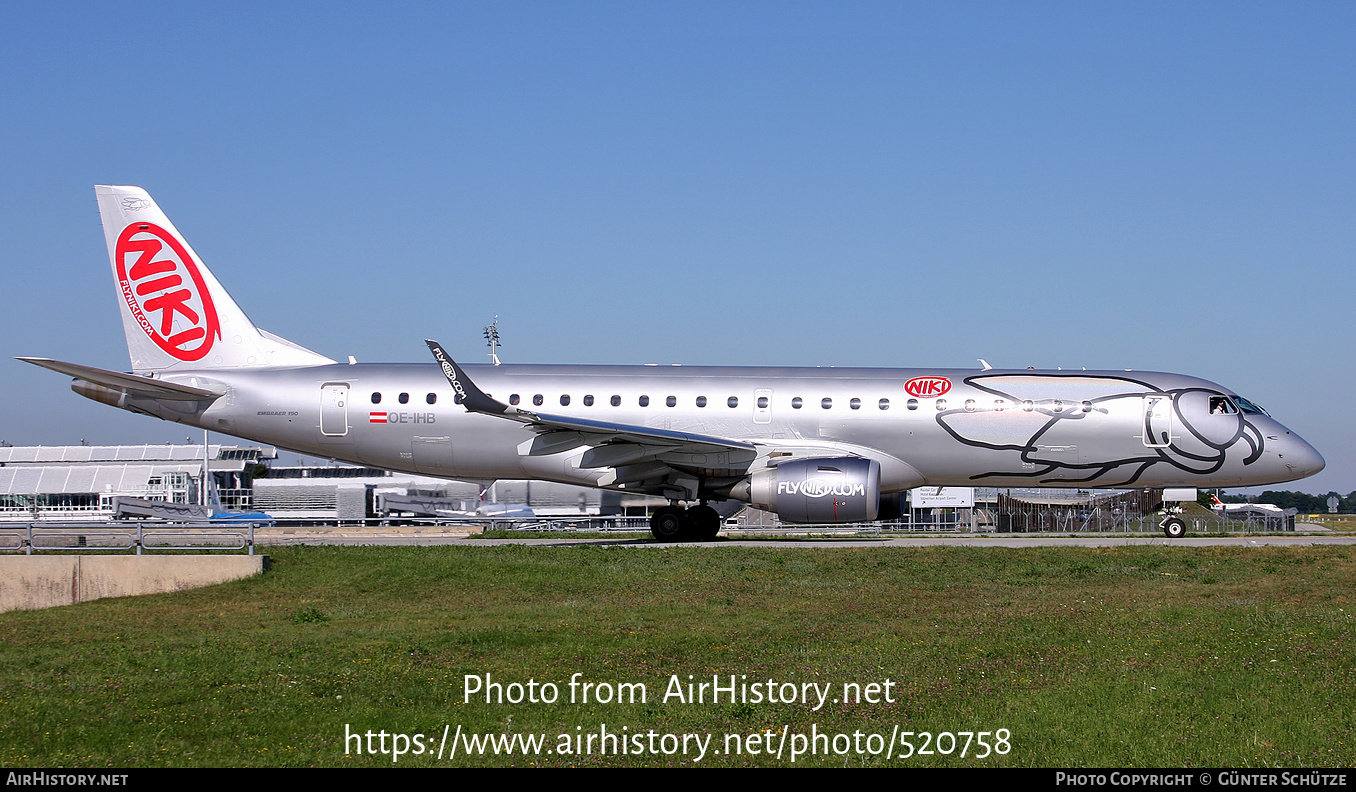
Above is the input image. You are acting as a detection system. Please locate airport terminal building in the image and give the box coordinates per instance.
[0,443,651,523]
[0,444,267,521]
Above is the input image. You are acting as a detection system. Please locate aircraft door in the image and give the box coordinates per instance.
[754,389,773,425]
[1142,394,1173,448]
[321,384,350,436]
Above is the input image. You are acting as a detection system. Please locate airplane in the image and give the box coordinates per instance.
[19,186,1326,541]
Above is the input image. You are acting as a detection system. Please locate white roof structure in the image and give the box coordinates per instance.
[0,445,275,496]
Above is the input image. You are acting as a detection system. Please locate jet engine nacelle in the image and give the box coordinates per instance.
[743,457,882,523]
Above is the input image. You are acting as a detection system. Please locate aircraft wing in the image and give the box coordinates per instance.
[17,357,223,401]
[426,341,756,473]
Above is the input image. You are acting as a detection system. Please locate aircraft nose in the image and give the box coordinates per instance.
[1282,433,1326,480]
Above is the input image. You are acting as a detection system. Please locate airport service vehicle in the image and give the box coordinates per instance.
[20,186,1325,540]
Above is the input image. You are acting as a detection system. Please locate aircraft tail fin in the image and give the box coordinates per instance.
[95,185,335,372]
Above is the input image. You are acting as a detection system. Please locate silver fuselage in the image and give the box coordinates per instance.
[126,362,1323,494]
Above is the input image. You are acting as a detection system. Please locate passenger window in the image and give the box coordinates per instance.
[878,398,889,410]
[757,396,769,408]
[850,398,861,410]
[994,399,1005,411]
[821,398,832,409]
[639,395,650,407]
[509,394,520,406]
[728,396,739,408]
[1022,400,1033,412]
[907,398,918,411]
[964,399,975,412]
[371,392,381,404]
[1081,401,1092,413]
[560,395,570,406]
[454,394,463,405]
[611,395,621,407]
[533,394,544,406]
[792,397,803,409]
[426,393,436,405]
[399,392,410,404]
[696,396,707,407]
[936,399,946,411]
[666,396,676,407]
[584,395,594,406]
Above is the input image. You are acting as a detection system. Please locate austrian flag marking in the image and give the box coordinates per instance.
[369,412,388,423]
[114,222,220,362]
[904,376,952,398]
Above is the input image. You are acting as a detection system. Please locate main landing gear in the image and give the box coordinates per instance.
[649,503,722,542]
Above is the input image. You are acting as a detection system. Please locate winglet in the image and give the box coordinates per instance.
[425,339,532,419]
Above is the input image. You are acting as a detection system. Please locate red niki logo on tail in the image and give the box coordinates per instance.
[114,223,220,362]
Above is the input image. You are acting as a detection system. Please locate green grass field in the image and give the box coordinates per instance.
[2,544,1352,767]
[1305,516,1356,532]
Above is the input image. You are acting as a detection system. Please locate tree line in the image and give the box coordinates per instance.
[1218,490,1355,514]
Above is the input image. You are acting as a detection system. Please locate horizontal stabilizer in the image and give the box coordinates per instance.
[16,357,222,401]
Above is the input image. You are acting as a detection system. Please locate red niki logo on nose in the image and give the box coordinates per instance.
[115,223,220,362]
[904,376,951,398]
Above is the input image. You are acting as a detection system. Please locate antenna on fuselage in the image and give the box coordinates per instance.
[483,317,502,366]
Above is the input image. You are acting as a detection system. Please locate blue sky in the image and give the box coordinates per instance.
[3,2,1353,495]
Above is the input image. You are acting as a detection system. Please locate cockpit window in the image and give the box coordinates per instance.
[1208,396,1237,415]
[1231,395,1269,416]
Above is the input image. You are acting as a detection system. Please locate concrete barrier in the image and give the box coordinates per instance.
[0,555,268,612]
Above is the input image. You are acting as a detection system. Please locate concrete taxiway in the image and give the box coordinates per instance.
[251,528,1356,549]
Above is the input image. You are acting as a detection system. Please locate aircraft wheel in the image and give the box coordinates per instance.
[650,506,686,542]
[686,505,721,541]
[1162,517,1186,539]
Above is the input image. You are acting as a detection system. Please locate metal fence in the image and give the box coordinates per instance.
[482,508,1300,536]
[1,509,1303,551]
[1,521,263,555]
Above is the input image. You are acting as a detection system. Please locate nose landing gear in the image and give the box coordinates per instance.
[1161,516,1187,538]
[1159,504,1188,539]
[1157,489,1198,539]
